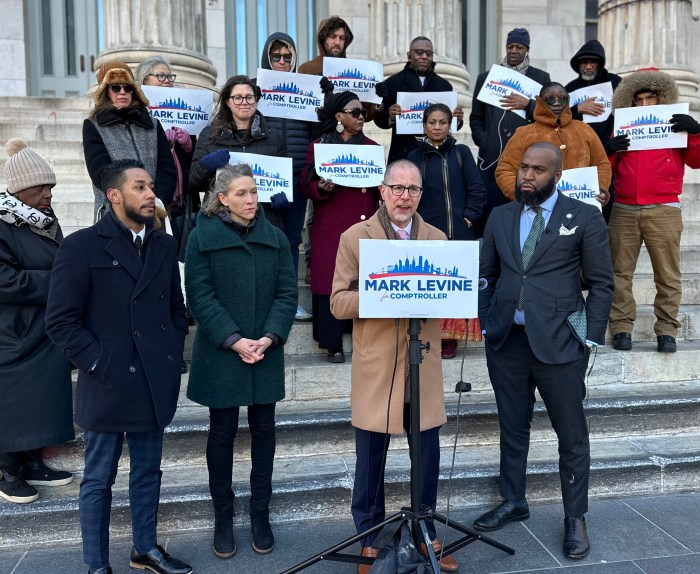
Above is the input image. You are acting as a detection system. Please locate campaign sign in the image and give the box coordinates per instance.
[568,82,613,124]
[359,240,479,319]
[314,144,385,188]
[395,91,458,135]
[256,69,322,122]
[614,103,689,151]
[142,85,213,136]
[557,167,601,211]
[322,57,384,104]
[476,64,543,118]
[227,153,293,202]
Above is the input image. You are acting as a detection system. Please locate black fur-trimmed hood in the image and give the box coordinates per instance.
[612,68,679,110]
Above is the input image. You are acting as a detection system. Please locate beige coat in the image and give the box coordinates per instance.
[330,212,448,434]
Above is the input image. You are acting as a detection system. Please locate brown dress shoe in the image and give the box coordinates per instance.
[421,538,459,572]
[357,546,379,574]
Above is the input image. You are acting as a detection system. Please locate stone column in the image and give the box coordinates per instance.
[94,0,217,89]
[368,0,470,105]
[598,0,700,110]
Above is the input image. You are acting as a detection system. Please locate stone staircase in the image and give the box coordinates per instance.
[1,96,699,551]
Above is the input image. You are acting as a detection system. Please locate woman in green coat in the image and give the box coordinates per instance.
[185,163,296,560]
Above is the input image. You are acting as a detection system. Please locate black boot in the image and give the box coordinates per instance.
[213,509,236,559]
[251,509,274,554]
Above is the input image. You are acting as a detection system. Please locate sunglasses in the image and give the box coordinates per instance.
[341,107,368,119]
[147,72,177,82]
[109,84,135,94]
[542,95,569,106]
[411,49,434,58]
[270,53,293,63]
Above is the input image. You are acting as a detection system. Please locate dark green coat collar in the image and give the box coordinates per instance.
[195,206,281,252]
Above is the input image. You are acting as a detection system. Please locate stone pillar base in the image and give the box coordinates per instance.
[94,48,217,90]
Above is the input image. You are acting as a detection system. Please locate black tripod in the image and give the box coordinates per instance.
[281,318,514,573]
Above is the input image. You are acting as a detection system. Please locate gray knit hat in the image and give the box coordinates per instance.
[4,139,56,194]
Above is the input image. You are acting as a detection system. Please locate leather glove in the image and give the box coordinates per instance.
[198,149,230,173]
[269,192,291,212]
[670,113,700,135]
[604,134,630,155]
[319,76,334,94]
[375,81,389,99]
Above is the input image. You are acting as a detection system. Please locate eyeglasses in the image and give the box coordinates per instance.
[229,94,256,105]
[109,84,135,94]
[633,92,658,105]
[147,72,177,82]
[410,49,434,58]
[382,183,423,197]
[341,108,368,119]
[542,95,569,106]
[270,53,293,63]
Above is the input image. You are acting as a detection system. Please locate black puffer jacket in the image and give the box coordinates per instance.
[407,137,486,240]
[374,62,461,164]
[469,65,550,172]
[189,111,287,195]
[258,32,313,187]
[565,40,622,143]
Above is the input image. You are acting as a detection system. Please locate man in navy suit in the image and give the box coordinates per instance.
[473,142,613,560]
[46,159,191,574]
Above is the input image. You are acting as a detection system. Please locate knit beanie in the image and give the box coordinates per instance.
[506,28,530,48]
[4,139,56,195]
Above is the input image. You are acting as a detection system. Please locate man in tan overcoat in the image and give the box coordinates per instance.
[331,160,456,573]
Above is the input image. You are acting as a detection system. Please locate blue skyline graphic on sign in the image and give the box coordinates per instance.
[330,68,378,82]
[557,180,593,191]
[321,153,380,167]
[251,163,284,180]
[620,113,668,129]
[370,255,466,279]
[150,97,206,112]
[263,81,316,97]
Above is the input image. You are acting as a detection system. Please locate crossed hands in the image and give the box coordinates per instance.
[231,337,273,364]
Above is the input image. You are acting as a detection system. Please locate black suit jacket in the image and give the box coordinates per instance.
[46,212,188,433]
[478,193,613,364]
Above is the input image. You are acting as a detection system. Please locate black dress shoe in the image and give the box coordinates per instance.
[129,545,192,574]
[563,516,590,559]
[89,568,113,574]
[473,500,530,531]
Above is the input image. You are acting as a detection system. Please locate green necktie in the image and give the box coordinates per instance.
[517,206,544,310]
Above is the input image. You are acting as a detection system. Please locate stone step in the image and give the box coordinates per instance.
[3,428,699,549]
[0,122,84,143]
[0,96,91,111]
[42,377,700,476]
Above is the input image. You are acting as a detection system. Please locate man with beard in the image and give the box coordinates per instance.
[375,36,464,164]
[299,15,353,75]
[46,159,191,574]
[474,142,613,561]
[565,40,622,222]
[469,28,550,234]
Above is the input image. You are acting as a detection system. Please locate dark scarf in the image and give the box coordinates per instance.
[217,209,257,236]
[322,130,366,146]
[376,202,419,240]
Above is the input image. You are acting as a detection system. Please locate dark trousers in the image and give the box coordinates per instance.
[282,182,308,278]
[0,449,42,480]
[80,430,164,571]
[207,403,276,515]
[485,329,590,517]
[352,403,441,547]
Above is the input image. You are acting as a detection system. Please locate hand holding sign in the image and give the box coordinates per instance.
[499,93,530,111]
[669,113,700,135]
[577,97,605,117]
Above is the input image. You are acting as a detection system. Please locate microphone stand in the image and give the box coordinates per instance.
[281,318,514,573]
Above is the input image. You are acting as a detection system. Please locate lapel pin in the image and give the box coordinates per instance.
[566,213,572,219]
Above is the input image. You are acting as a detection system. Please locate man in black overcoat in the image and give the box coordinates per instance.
[374,36,464,164]
[46,159,191,574]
